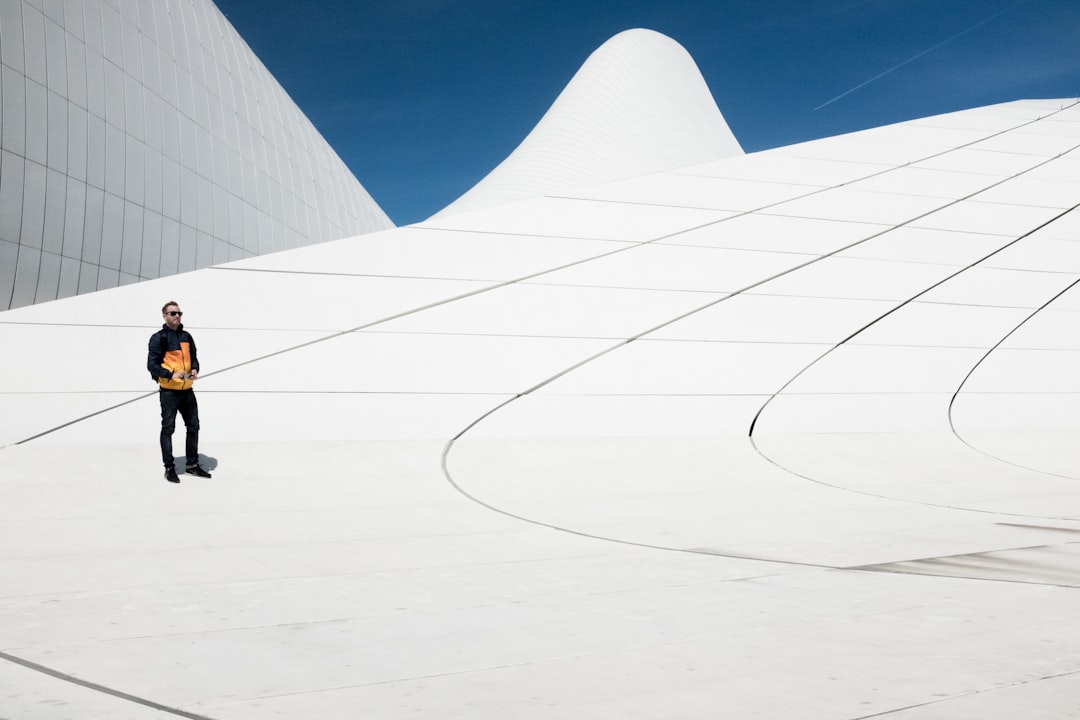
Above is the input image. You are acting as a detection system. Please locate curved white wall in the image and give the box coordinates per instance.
[435,28,743,218]
[0,0,392,310]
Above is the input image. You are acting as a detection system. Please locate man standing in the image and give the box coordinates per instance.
[148,301,212,483]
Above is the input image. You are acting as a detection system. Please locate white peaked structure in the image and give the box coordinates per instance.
[2,25,1080,720]
[438,29,743,217]
[0,0,392,311]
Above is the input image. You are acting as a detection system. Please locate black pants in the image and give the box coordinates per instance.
[160,389,200,468]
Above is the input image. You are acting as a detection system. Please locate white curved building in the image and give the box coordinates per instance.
[1,16,1080,720]
[0,0,392,310]
[437,28,743,218]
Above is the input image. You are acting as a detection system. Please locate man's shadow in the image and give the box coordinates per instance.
[170,454,219,475]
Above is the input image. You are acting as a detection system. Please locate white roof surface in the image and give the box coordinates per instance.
[2,96,1080,719]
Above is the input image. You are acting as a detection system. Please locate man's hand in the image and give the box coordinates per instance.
[171,371,197,380]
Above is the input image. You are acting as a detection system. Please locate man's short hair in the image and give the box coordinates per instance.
[162,301,179,314]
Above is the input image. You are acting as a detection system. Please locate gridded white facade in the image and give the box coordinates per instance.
[0,0,392,310]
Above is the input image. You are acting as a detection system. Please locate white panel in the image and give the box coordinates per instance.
[1015,118,1080,139]
[158,216,178,275]
[918,267,1077,308]
[195,230,212,266]
[10,244,42,307]
[784,345,985,394]
[22,4,48,85]
[99,1,123,66]
[62,176,86,259]
[63,0,85,39]
[123,74,144,140]
[0,239,18,305]
[34,249,61,302]
[1033,208,1080,242]
[160,101,179,160]
[1024,155,1080,184]
[103,120,124,194]
[24,78,48,164]
[0,0,26,72]
[81,184,103,263]
[779,134,944,166]
[466,393,766,438]
[44,15,67,95]
[982,237,1080,273]
[228,227,630,280]
[85,112,105,188]
[421,196,733,242]
[143,147,162,213]
[572,173,812,211]
[211,187,227,236]
[57,254,80,298]
[20,160,47,249]
[81,0,103,54]
[76,257,96,292]
[120,201,142,275]
[118,0,138,29]
[0,151,24,243]
[196,124,212,181]
[179,164,196,226]
[534,243,808,293]
[65,35,88,109]
[849,302,1031,348]
[379,283,720,339]
[140,31,160,95]
[139,209,161,278]
[908,107,1025,133]
[95,264,119,289]
[123,134,144,204]
[42,167,66,254]
[974,131,1080,157]
[157,46,177,108]
[1,66,26,155]
[651,293,895,344]
[1000,307,1080,349]
[912,200,1064,237]
[755,393,953,434]
[540,339,825,396]
[66,101,88,181]
[973,176,1080,210]
[754,256,957,301]
[98,191,124,269]
[666,213,886,255]
[839,226,1008,267]
[964,349,1080,393]
[912,148,1045,176]
[848,166,1000,199]
[953,394,1080,434]
[196,174,213,233]
[682,153,888,187]
[177,112,196,170]
[219,332,611,395]
[177,222,196,272]
[83,48,105,120]
[771,188,947,225]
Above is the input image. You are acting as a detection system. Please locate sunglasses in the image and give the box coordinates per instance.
[166,311,183,317]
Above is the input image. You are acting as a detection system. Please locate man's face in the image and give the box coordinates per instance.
[163,305,183,329]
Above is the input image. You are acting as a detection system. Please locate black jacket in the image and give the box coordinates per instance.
[148,324,200,390]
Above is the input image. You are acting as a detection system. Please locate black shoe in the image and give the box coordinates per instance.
[165,466,180,483]
[186,464,211,478]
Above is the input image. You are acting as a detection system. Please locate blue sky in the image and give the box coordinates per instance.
[213,0,1080,226]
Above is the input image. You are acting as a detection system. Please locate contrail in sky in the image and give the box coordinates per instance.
[814,1,1027,111]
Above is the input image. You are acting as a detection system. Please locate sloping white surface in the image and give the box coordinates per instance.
[434,29,744,218]
[2,98,1080,719]
[0,0,393,311]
